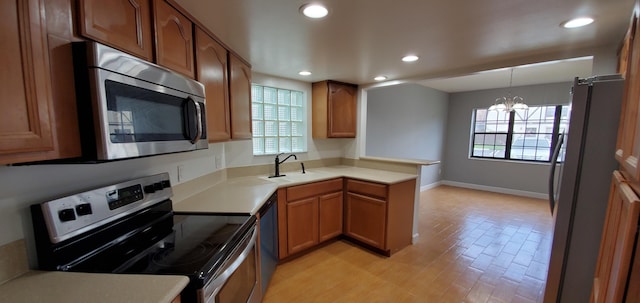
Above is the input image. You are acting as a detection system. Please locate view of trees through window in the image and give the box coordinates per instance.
[471,105,570,162]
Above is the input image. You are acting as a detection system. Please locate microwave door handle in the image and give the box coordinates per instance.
[548,133,564,215]
[185,97,202,144]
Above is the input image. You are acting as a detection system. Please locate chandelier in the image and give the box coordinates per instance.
[489,68,528,112]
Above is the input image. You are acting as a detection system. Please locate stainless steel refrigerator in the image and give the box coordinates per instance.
[544,75,624,302]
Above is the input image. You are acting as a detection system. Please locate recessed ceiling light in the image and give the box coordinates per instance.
[299,71,312,76]
[300,4,328,19]
[562,17,594,28]
[374,76,387,81]
[402,55,419,62]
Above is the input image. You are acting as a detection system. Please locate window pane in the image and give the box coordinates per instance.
[265,137,278,154]
[264,87,277,104]
[279,122,291,136]
[278,90,290,105]
[471,104,564,162]
[278,105,290,121]
[291,106,303,121]
[264,104,277,120]
[265,121,278,136]
[292,136,304,152]
[279,137,291,153]
[252,85,263,102]
[252,103,263,120]
[291,122,304,136]
[253,137,264,155]
[252,121,264,137]
[291,92,303,106]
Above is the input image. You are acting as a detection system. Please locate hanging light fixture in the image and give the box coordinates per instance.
[489,68,528,112]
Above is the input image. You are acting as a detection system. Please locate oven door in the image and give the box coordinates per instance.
[200,223,260,303]
[89,67,208,160]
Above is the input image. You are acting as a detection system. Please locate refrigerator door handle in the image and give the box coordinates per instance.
[548,133,565,215]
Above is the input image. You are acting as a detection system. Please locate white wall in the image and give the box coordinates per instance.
[0,72,353,263]
[364,83,448,186]
[442,82,573,195]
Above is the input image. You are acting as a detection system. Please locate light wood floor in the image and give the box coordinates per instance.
[262,185,553,303]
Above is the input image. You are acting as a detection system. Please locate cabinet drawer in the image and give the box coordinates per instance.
[287,178,342,201]
[346,179,387,199]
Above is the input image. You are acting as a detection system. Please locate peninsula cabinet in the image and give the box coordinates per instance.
[0,0,56,165]
[312,81,357,138]
[77,0,153,61]
[591,171,639,303]
[277,179,343,259]
[229,53,253,139]
[153,0,194,78]
[345,178,416,256]
[195,27,231,142]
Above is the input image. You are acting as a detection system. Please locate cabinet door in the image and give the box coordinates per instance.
[616,10,640,181]
[195,27,230,142]
[153,0,194,78]
[229,53,252,139]
[0,0,54,164]
[319,191,343,242]
[327,82,357,138]
[78,0,153,61]
[592,171,640,303]
[286,197,318,255]
[345,192,386,250]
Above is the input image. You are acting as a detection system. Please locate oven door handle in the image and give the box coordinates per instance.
[204,225,258,303]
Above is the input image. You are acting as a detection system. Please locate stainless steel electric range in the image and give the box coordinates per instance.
[31,173,260,303]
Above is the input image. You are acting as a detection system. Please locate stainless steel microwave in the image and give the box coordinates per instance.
[72,41,207,161]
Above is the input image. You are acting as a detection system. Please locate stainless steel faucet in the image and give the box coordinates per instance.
[270,153,297,178]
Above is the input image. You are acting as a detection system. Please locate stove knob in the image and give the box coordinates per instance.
[58,208,76,222]
[144,185,156,194]
[75,203,93,216]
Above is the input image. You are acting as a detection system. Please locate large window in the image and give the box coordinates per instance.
[471,105,570,162]
[251,84,307,155]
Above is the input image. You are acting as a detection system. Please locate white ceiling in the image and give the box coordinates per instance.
[175,0,633,91]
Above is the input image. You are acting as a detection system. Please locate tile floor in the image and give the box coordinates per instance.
[262,185,553,303]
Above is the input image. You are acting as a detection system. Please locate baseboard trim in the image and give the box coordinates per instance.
[420,181,442,192]
[412,233,419,244]
[440,180,547,199]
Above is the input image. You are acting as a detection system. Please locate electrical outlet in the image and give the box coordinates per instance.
[177,165,185,182]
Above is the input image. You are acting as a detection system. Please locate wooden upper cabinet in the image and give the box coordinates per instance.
[312,80,357,138]
[0,0,55,164]
[616,8,640,182]
[195,27,230,142]
[153,0,194,78]
[78,0,153,61]
[229,53,252,139]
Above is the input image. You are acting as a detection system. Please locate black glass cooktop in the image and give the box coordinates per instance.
[121,214,255,283]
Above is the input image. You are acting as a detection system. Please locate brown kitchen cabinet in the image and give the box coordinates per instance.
[312,81,358,138]
[344,178,416,255]
[77,0,153,61]
[616,6,640,182]
[277,179,343,259]
[195,26,231,142]
[153,0,194,78]
[591,171,640,302]
[0,0,80,165]
[229,53,253,139]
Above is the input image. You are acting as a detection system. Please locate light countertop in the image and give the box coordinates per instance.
[0,271,189,303]
[173,165,417,215]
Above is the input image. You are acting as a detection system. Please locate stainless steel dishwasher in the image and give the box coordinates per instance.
[259,192,278,294]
